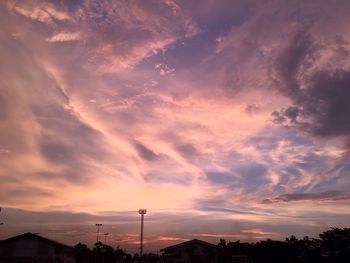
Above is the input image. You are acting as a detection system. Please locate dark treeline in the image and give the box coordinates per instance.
[73,241,160,263]
[73,227,350,263]
[218,227,350,263]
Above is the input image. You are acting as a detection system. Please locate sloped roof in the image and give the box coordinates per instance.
[0,232,72,249]
[160,239,217,252]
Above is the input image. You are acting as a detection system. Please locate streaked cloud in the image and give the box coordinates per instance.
[46,32,80,42]
[9,2,72,24]
[262,191,350,204]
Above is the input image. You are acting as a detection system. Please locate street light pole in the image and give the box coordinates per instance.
[96,224,102,242]
[102,233,109,263]
[94,224,102,263]
[138,209,147,257]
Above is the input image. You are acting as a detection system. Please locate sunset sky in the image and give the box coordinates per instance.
[1,0,350,253]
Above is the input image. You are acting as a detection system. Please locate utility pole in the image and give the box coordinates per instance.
[138,209,147,257]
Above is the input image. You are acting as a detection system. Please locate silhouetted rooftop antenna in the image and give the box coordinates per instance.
[138,209,147,257]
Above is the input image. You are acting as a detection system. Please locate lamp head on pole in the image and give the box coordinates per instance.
[138,209,147,215]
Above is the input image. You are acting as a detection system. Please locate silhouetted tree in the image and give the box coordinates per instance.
[101,244,115,263]
[218,239,230,263]
[92,241,104,263]
[319,227,350,263]
[115,246,132,262]
[253,239,293,263]
[74,243,92,263]
[73,242,135,263]
[142,253,161,263]
[216,229,350,263]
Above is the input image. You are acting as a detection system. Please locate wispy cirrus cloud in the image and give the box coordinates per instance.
[262,191,350,204]
[9,1,72,24]
[8,0,199,73]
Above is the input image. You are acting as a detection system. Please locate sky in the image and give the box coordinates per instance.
[1,0,350,253]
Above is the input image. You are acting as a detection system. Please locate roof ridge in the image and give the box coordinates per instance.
[0,232,72,248]
[160,238,217,251]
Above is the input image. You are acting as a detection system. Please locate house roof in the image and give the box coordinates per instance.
[0,232,72,249]
[160,239,217,252]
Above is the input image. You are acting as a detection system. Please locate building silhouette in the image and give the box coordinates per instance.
[160,239,218,263]
[0,232,75,263]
